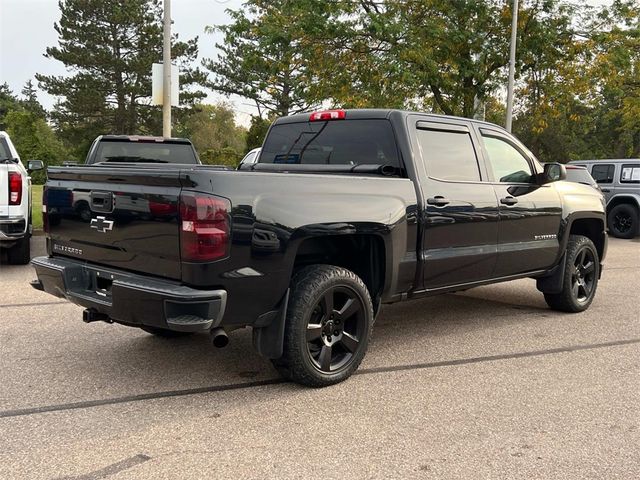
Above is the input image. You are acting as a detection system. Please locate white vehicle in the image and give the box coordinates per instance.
[0,131,43,264]
[237,147,261,169]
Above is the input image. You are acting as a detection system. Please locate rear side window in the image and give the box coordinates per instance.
[92,141,198,164]
[620,164,640,183]
[416,128,480,182]
[259,119,400,168]
[591,164,614,184]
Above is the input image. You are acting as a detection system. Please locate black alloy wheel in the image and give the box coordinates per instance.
[274,264,374,387]
[544,234,600,312]
[608,204,638,239]
[306,286,366,373]
[570,246,596,303]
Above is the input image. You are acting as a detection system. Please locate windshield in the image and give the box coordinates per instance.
[92,141,198,164]
[259,119,400,168]
[566,168,596,186]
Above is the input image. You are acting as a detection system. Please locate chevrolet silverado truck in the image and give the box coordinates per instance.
[1,131,43,264]
[31,110,607,387]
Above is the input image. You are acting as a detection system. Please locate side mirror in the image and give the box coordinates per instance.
[27,160,44,172]
[542,163,566,184]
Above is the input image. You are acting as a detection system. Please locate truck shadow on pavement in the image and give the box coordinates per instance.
[75,289,560,388]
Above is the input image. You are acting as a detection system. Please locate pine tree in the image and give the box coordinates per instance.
[36,0,206,151]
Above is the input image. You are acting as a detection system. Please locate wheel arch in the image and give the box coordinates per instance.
[606,194,640,212]
[567,217,606,261]
[292,233,387,311]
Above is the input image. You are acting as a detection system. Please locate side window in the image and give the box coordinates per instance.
[416,128,481,182]
[591,164,614,184]
[620,164,640,183]
[482,135,534,183]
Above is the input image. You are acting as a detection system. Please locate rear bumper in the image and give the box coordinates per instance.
[0,216,27,242]
[31,256,226,332]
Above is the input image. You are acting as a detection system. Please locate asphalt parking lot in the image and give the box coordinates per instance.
[0,236,638,479]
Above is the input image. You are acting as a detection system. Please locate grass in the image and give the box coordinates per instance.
[31,184,43,231]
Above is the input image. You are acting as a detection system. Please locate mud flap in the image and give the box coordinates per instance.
[252,289,289,359]
[536,254,566,294]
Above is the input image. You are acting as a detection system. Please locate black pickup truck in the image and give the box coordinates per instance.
[32,109,607,387]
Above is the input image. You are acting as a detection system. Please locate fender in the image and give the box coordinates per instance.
[557,211,606,255]
[606,193,640,210]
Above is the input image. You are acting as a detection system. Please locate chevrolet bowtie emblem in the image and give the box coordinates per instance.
[90,216,114,233]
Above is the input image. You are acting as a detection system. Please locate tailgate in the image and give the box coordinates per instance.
[45,165,185,279]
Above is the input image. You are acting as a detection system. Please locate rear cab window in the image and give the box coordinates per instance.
[259,119,402,172]
[91,141,198,165]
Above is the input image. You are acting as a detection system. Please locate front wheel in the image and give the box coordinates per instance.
[544,235,600,312]
[607,203,638,239]
[273,265,374,387]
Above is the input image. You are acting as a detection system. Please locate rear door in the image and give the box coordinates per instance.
[412,119,499,289]
[477,127,562,276]
[45,166,184,279]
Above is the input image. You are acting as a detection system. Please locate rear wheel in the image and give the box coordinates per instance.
[7,236,30,265]
[544,235,599,312]
[273,265,373,387]
[140,326,193,338]
[607,203,638,239]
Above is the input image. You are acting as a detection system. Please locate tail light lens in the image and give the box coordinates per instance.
[8,172,22,205]
[179,192,231,262]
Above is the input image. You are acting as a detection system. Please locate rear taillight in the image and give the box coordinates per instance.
[309,109,346,121]
[8,172,22,205]
[179,192,231,262]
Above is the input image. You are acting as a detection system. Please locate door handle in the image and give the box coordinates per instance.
[500,196,518,206]
[601,189,610,193]
[427,196,450,207]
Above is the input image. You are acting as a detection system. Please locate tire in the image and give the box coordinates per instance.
[607,203,638,239]
[272,264,374,387]
[7,236,31,265]
[544,235,600,313]
[140,326,194,338]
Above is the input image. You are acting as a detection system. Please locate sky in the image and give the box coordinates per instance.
[0,0,255,124]
[0,0,613,127]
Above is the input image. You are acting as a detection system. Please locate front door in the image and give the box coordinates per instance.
[477,128,563,277]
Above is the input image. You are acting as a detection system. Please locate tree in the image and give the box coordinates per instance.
[245,115,270,151]
[175,103,246,166]
[0,83,21,130]
[587,0,640,157]
[21,80,47,119]
[204,0,328,117]
[37,0,206,155]
[5,109,69,184]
